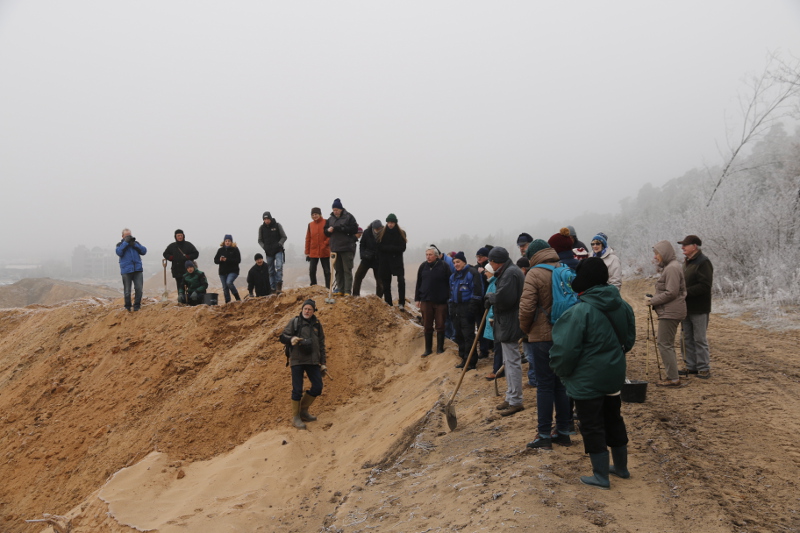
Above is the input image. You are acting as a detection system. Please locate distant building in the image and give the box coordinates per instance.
[72,246,116,279]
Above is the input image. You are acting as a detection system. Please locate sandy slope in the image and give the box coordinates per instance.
[0,278,121,308]
[3,281,800,532]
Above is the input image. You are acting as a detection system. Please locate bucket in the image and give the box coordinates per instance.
[204,293,219,306]
[621,380,648,403]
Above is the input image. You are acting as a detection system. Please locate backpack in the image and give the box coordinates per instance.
[532,263,579,324]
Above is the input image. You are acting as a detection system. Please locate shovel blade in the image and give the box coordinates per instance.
[445,403,457,431]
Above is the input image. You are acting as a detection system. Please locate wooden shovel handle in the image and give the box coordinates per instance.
[447,308,489,405]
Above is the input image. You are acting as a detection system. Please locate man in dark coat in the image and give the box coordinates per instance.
[352,220,384,297]
[678,235,714,379]
[448,251,483,369]
[484,247,526,416]
[376,213,407,308]
[247,253,273,297]
[258,211,288,294]
[324,198,359,296]
[162,229,199,303]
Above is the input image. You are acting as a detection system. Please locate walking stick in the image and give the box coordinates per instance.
[648,304,663,381]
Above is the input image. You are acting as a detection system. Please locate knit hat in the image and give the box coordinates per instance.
[548,228,573,253]
[174,229,184,237]
[311,207,322,216]
[357,226,364,234]
[476,246,490,258]
[516,257,530,269]
[516,232,533,246]
[566,225,577,238]
[332,198,344,210]
[224,234,233,242]
[371,219,383,230]
[573,247,589,259]
[302,299,317,311]
[571,257,609,293]
[525,239,550,260]
[386,213,398,223]
[488,246,510,263]
[254,253,263,260]
[262,211,272,220]
[591,234,608,256]
[454,251,467,263]
[184,260,194,269]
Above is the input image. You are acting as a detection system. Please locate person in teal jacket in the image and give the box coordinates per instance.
[550,257,636,490]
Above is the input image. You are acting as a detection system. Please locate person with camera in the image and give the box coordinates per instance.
[115,228,148,312]
[280,299,328,430]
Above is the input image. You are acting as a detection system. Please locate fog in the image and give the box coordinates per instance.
[1,1,799,268]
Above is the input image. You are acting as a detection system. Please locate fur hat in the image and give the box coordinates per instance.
[571,257,609,293]
[311,207,322,216]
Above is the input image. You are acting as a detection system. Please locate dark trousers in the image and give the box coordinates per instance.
[309,257,331,288]
[291,364,323,401]
[452,303,476,361]
[352,260,383,297]
[533,341,571,436]
[382,270,405,306]
[574,395,628,454]
[419,301,447,333]
[476,314,490,356]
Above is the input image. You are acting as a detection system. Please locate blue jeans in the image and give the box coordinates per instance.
[291,364,323,401]
[523,341,537,387]
[267,251,284,290]
[532,341,571,437]
[121,271,144,311]
[219,273,240,303]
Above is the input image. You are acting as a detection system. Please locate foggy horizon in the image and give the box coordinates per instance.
[2,1,799,265]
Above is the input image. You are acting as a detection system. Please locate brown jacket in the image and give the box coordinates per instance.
[650,240,687,320]
[519,247,561,342]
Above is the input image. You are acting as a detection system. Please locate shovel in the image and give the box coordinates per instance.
[161,259,169,302]
[324,252,338,304]
[445,308,488,431]
[494,364,505,396]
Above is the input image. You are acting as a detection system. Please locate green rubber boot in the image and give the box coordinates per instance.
[580,451,610,490]
[299,393,317,422]
[292,400,307,429]
[609,445,630,479]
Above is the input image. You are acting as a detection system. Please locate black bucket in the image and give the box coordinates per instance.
[204,293,219,306]
[621,380,648,403]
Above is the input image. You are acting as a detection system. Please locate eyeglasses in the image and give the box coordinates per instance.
[591,241,602,246]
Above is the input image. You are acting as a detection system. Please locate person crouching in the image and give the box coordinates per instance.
[182,261,208,306]
[280,299,328,429]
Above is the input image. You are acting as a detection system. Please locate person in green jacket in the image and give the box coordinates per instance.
[182,262,208,306]
[550,257,636,490]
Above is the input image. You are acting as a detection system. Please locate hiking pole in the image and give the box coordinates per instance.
[646,295,663,381]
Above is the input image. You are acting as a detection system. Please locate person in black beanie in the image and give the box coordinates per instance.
[162,229,199,303]
[247,253,273,297]
[549,257,636,490]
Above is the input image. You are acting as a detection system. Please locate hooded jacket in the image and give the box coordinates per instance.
[684,251,713,315]
[214,244,241,276]
[519,247,561,342]
[182,269,208,294]
[325,209,359,253]
[650,240,687,320]
[490,259,525,343]
[116,239,147,274]
[597,247,622,289]
[163,238,199,279]
[258,219,287,257]
[549,284,636,399]
[280,314,327,366]
[305,217,331,259]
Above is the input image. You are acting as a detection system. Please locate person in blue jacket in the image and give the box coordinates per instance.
[449,251,484,370]
[115,228,148,312]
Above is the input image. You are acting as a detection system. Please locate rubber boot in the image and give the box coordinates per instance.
[299,393,317,422]
[276,282,283,295]
[421,332,433,357]
[436,332,445,354]
[291,400,307,429]
[580,451,610,489]
[609,445,630,479]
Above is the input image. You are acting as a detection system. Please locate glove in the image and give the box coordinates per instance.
[177,294,186,304]
[484,293,496,309]
[321,365,329,378]
[130,236,136,243]
[644,296,652,307]
[291,336,303,346]
[471,300,483,317]
[306,256,311,262]
[168,255,173,261]
[190,291,199,302]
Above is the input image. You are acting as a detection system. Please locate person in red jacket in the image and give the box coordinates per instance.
[305,207,331,288]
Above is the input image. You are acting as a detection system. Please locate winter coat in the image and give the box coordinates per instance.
[247,263,272,297]
[449,265,483,305]
[116,239,147,274]
[595,247,622,289]
[415,258,450,303]
[483,276,498,341]
[359,226,380,264]
[519,247,561,342]
[182,269,208,294]
[487,259,525,343]
[325,209,359,253]
[258,220,287,257]
[377,226,407,276]
[650,240,687,320]
[162,240,199,279]
[305,218,330,259]
[549,284,636,400]
[214,245,241,276]
[684,251,713,315]
[280,314,327,366]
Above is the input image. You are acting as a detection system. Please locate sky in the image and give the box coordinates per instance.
[1,1,799,263]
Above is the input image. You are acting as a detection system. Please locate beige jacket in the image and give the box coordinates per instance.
[519,247,561,342]
[650,240,687,320]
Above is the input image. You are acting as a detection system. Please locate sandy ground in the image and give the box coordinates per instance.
[1,279,799,532]
[0,278,121,308]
